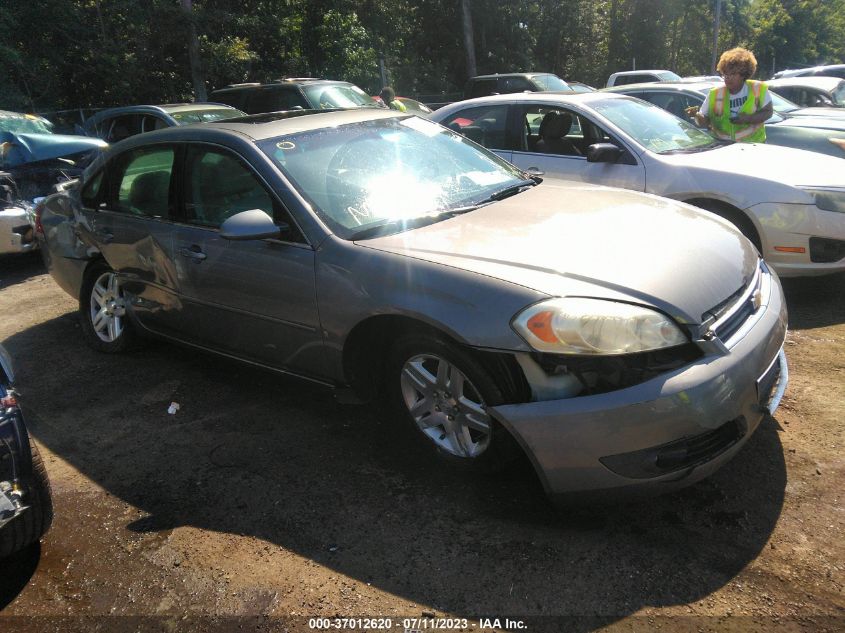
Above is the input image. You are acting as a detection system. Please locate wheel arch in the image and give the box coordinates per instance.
[683,197,763,252]
[341,314,530,404]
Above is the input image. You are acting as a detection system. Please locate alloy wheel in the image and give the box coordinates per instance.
[400,353,492,458]
[89,271,127,343]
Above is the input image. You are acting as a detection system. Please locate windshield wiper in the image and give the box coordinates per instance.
[348,180,538,240]
[660,139,731,154]
[480,179,538,203]
[348,213,452,240]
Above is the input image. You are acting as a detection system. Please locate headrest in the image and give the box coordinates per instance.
[128,170,170,214]
[538,112,573,139]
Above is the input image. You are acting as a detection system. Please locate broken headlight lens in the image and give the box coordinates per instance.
[512,297,687,355]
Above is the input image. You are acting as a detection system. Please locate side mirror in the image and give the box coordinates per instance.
[220,209,283,241]
[586,143,623,163]
[524,166,545,182]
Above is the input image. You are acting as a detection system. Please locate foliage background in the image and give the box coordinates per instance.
[1,0,843,112]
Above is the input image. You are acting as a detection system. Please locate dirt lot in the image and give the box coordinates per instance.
[0,251,842,633]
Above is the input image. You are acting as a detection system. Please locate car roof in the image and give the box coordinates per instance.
[136,108,406,143]
[766,76,844,90]
[610,69,675,75]
[158,103,241,114]
[88,103,238,119]
[0,110,30,119]
[212,79,354,92]
[605,80,716,92]
[773,64,845,78]
[438,91,625,112]
[468,72,557,80]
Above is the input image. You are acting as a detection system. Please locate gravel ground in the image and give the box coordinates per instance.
[0,251,843,633]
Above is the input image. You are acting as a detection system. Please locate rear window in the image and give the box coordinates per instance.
[248,87,310,113]
[466,79,497,99]
[211,90,248,111]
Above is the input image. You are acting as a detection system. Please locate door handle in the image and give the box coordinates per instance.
[179,245,207,262]
[96,229,114,244]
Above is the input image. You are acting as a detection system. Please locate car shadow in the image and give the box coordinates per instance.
[780,271,845,329]
[4,313,787,626]
[0,252,45,290]
[0,544,42,610]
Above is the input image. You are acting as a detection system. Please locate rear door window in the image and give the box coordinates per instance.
[466,79,497,98]
[499,76,534,93]
[212,90,248,111]
[438,105,511,149]
[247,87,308,113]
[106,115,143,142]
[112,147,176,218]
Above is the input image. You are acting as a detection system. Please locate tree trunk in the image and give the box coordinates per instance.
[461,0,477,79]
[180,0,207,101]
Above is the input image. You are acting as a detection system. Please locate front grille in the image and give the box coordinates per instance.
[600,417,744,479]
[809,237,845,263]
[705,262,765,345]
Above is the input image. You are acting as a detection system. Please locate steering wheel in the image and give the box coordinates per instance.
[324,140,383,225]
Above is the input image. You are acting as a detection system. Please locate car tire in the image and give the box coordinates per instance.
[386,333,521,472]
[79,261,138,353]
[0,438,53,559]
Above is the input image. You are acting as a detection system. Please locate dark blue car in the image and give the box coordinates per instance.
[0,345,52,557]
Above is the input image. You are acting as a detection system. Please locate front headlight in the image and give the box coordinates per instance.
[512,298,688,355]
[805,188,845,213]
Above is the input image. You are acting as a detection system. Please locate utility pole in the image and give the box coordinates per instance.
[180,0,207,101]
[710,0,722,73]
[461,0,477,78]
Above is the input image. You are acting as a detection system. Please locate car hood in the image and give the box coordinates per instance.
[360,181,759,325]
[776,115,845,132]
[790,106,845,119]
[0,131,107,168]
[663,141,845,188]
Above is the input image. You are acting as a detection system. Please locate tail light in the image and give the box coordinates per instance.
[33,201,45,236]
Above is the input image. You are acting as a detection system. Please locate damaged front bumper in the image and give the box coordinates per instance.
[490,268,789,502]
[0,204,37,254]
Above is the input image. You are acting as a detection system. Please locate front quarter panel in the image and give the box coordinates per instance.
[315,238,546,382]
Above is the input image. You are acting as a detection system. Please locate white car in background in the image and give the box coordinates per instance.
[433,92,845,277]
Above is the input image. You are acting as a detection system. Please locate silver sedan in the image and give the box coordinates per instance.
[433,91,845,277]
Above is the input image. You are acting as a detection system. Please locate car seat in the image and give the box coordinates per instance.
[536,112,581,155]
[127,171,170,217]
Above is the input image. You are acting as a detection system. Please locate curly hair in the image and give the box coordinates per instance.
[717,47,758,80]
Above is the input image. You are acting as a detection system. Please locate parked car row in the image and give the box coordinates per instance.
[16,64,845,508]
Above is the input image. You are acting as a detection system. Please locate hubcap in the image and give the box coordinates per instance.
[89,271,126,343]
[400,353,492,458]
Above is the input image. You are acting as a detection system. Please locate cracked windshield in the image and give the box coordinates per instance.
[258,116,526,238]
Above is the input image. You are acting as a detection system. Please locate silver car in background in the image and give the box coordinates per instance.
[36,109,787,502]
[605,80,845,159]
[433,92,845,277]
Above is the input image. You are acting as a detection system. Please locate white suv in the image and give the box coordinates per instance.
[606,70,681,87]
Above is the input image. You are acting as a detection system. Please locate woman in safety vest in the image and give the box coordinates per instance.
[687,47,773,143]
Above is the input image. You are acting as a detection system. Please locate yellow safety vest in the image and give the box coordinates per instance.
[708,80,768,143]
